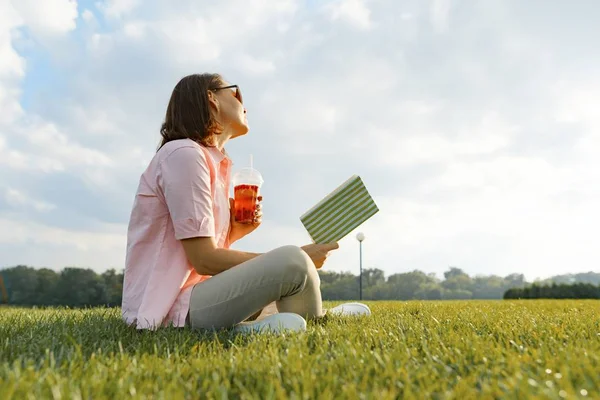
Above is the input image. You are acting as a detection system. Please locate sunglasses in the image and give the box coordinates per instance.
[211,84,243,104]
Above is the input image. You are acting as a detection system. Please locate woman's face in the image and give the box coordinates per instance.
[214,82,248,139]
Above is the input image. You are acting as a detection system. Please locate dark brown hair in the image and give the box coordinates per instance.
[158,73,224,150]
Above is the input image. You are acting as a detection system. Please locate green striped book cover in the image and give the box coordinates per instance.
[300,175,379,244]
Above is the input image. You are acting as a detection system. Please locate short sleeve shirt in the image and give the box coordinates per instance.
[121,139,232,329]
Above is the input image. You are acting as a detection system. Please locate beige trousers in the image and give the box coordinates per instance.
[187,245,324,330]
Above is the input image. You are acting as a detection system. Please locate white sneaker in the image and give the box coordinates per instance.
[327,302,371,316]
[233,312,307,334]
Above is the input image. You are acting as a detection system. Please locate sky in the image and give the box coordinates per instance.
[1,0,599,281]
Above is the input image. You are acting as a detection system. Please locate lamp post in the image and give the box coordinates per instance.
[356,232,365,300]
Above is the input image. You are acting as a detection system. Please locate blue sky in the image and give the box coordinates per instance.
[1,0,599,281]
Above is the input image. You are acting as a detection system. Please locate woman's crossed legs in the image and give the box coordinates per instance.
[187,245,324,330]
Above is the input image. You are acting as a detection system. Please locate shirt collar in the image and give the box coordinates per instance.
[205,145,233,166]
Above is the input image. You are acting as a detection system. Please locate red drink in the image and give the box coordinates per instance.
[234,184,259,223]
[232,158,263,224]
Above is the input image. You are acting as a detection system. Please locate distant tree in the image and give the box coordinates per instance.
[318,270,344,286]
[444,267,468,280]
[364,283,394,300]
[1,262,596,305]
[441,267,474,295]
[504,273,526,289]
[361,268,385,288]
[503,282,600,299]
[442,274,473,293]
[101,269,123,307]
[414,282,443,300]
[573,272,600,285]
[472,276,505,299]
[34,268,60,306]
[546,272,600,286]
[442,289,473,300]
[387,270,434,300]
[0,273,7,303]
[1,265,39,305]
[55,267,107,307]
[503,288,522,299]
[319,271,358,300]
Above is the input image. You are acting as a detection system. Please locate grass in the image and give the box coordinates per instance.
[1,300,599,399]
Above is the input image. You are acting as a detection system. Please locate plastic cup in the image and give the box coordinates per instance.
[232,166,263,224]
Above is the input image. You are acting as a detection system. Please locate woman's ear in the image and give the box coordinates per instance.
[207,90,219,113]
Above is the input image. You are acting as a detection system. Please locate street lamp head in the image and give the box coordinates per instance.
[356,232,365,242]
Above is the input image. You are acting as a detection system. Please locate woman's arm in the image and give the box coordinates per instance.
[159,146,260,275]
[181,236,262,275]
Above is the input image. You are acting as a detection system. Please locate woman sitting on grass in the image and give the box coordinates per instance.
[121,73,370,333]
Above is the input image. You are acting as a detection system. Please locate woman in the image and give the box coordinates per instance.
[121,73,370,333]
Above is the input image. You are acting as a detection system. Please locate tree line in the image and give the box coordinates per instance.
[504,282,600,299]
[1,265,599,307]
[1,266,123,307]
[319,268,600,301]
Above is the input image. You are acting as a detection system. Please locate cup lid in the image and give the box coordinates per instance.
[232,167,263,186]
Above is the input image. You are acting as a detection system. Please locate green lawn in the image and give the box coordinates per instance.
[1,300,599,399]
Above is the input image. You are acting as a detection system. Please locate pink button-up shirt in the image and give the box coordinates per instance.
[122,138,232,330]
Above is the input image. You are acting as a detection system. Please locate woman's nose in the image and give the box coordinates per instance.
[243,108,247,114]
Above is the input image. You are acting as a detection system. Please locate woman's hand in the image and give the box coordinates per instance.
[228,196,262,244]
[301,242,339,269]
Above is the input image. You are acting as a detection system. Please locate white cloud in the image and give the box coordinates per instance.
[0,5,25,79]
[26,121,114,167]
[123,21,147,39]
[5,188,56,212]
[0,137,65,173]
[0,2,25,126]
[155,17,222,64]
[0,84,24,125]
[430,0,451,33]
[0,118,113,175]
[0,217,126,269]
[66,105,121,136]
[374,111,516,167]
[553,81,600,134]
[11,0,78,36]
[327,0,372,30]
[2,0,600,282]
[82,9,95,23]
[96,0,140,19]
[235,54,276,75]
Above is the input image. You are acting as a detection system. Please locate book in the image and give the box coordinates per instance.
[300,175,379,244]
